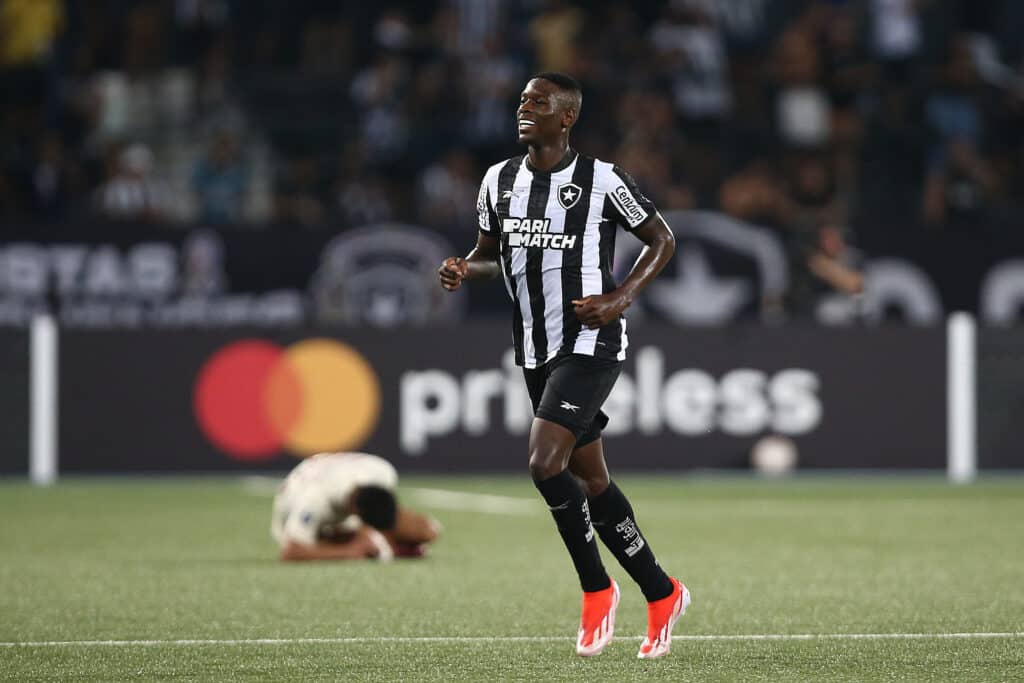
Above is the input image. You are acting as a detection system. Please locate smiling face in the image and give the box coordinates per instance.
[517,78,577,146]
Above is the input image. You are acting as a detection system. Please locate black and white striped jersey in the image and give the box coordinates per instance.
[476,149,657,368]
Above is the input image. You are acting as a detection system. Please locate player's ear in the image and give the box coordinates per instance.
[561,107,577,131]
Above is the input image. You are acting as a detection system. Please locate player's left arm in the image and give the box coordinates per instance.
[572,214,675,330]
[386,506,443,546]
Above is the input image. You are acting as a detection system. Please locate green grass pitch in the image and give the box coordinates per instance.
[1,474,1022,681]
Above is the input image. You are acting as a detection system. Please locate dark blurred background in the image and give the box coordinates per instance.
[4,0,1024,476]
[2,0,1024,327]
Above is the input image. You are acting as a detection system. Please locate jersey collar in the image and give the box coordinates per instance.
[525,148,577,175]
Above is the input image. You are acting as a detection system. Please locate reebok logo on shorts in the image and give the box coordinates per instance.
[560,401,581,413]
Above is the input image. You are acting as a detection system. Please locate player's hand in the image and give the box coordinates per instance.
[438,257,469,291]
[366,529,394,563]
[572,293,629,330]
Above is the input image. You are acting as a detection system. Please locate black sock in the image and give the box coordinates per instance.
[534,470,611,593]
[589,481,673,602]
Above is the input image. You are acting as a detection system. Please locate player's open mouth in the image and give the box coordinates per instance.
[518,120,535,131]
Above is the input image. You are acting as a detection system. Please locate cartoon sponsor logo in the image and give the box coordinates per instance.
[194,338,380,460]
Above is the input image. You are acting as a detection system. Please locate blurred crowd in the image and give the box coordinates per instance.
[2,0,1023,249]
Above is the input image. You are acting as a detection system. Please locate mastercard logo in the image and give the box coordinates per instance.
[193,338,380,460]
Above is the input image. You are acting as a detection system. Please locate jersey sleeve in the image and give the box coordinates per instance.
[477,166,500,236]
[279,490,333,547]
[604,165,658,231]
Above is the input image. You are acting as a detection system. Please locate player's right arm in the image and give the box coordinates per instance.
[279,527,392,562]
[438,232,501,290]
[439,164,504,290]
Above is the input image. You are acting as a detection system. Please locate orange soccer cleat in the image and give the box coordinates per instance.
[637,577,690,659]
[576,578,620,657]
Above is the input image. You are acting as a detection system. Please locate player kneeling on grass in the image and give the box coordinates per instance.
[271,451,441,561]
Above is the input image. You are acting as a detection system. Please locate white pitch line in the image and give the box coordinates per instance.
[2,633,1021,648]
[240,476,281,495]
[404,488,539,516]
[240,478,539,517]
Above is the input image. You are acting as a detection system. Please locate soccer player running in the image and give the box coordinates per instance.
[438,72,689,659]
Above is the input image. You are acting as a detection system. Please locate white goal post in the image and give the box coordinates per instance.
[30,314,58,486]
[947,313,977,483]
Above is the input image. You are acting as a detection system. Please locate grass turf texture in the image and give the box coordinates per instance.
[1,475,1022,682]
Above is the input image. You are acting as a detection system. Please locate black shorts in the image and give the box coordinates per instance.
[522,353,622,447]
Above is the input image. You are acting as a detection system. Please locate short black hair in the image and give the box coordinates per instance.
[531,71,583,113]
[532,71,582,94]
[354,486,398,531]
